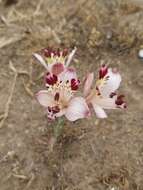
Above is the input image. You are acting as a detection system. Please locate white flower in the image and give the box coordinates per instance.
[84,64,126,118]
[36,69,90,121]
[33,47,77,75]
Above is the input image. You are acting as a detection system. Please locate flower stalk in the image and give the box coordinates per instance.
[53,118,65,138]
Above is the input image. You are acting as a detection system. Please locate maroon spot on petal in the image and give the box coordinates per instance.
[124,104,127,109]
[47,107,52,112]
[115,95,126,107]
[45,72,58,86]
[52,63,64,75]
[47,106,60,119]
[105,75,110,80]
[99,64,108,79]
[54,92,60,101]
[110,92,116,98]
[71,79,80,91]
[51,106,60,114]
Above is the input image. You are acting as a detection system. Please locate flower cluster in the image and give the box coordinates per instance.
[34,47,126,121]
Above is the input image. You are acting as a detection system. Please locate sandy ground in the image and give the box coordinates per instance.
[0,0,143,189]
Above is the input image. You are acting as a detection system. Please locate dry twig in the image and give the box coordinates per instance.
[23,80,34,98]
[12,174,28,180]
[35,71,45,81]
[0,62,18,128]
[24,173,35,190]
[34,0,44,16]
[0,36,25,49]
[0,15,9,26]
[0,61,33,128]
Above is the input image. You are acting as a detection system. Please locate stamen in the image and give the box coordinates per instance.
[42,47,68,58]
[43,47,52,57]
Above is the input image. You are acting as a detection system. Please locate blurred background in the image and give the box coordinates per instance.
[0,0,143,189]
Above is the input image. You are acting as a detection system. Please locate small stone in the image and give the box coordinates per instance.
[94,119,99,126]
[102,136,106,140]
[106,31,113,40]
[7,150,16,159]
[138,49,143,59]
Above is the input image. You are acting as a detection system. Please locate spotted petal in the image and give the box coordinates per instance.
[65,97,90,121]
[96,96,126,109]
[98,68,121,97]
[93,96,117,109]
[58,67,77,82]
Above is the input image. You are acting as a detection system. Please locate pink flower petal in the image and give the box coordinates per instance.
[33,53,49,70]
[59,88,73,103]
[92,103,107,118]
[58,67,77,82]
[83,72,94,97]
[92,96,117,109]
[36,90,54,107]
[98,68,121,97]
[65,97,90,121]
[51,63,65,75]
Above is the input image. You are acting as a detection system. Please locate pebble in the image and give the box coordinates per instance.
[138,49,143,59]
[106,31,113,40]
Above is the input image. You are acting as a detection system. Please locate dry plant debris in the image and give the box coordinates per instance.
[0,61,33,128]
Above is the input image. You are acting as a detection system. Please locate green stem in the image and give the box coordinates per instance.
[53,118,65,139]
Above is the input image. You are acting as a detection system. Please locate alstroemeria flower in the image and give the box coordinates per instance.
[84,64,127,118]
[36,69,90,121]
[33,47,77,75]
